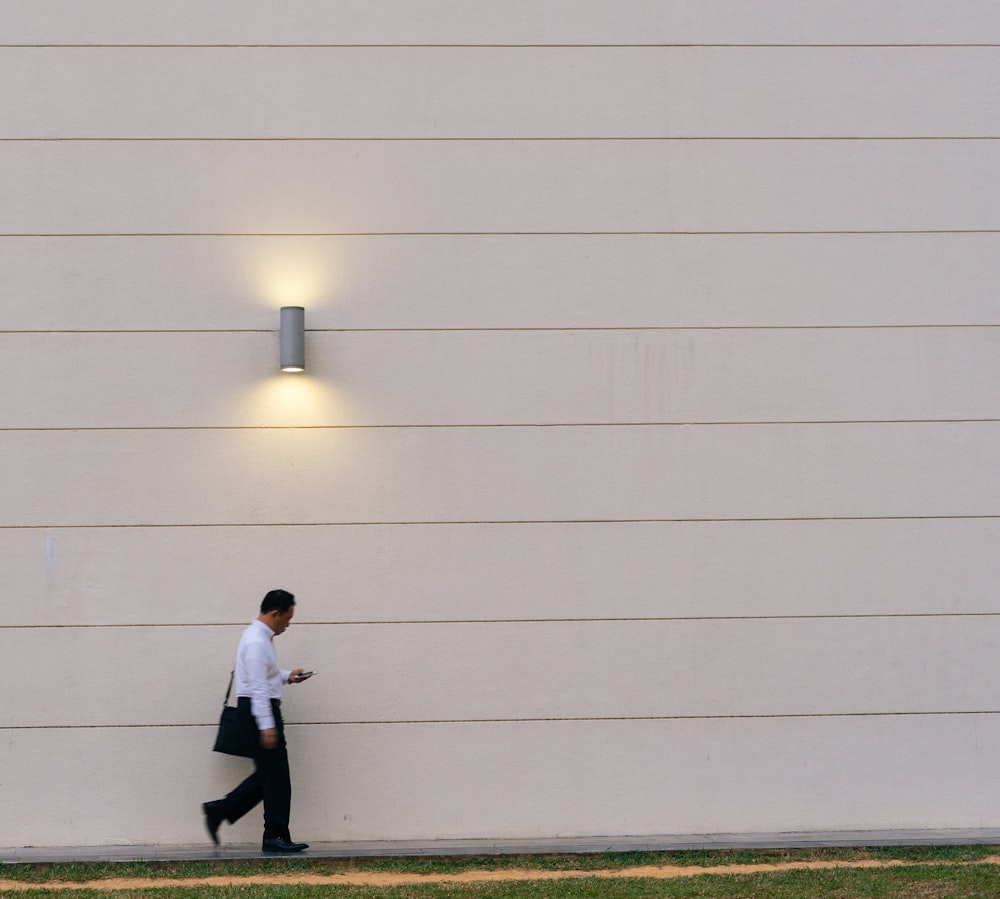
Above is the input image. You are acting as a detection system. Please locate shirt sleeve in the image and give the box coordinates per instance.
[243,642,277,731]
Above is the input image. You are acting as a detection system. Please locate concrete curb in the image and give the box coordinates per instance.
[6,829,1000,864]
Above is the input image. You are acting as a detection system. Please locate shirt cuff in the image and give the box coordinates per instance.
[251,698,276,731]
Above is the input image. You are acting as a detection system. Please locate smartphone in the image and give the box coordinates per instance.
[299,671,317,679]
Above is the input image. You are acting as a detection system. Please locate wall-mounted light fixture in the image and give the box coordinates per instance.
[280,305,305,372]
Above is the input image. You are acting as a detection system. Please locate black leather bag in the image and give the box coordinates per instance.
[213,672,255,758]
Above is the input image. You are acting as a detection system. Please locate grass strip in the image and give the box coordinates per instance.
[4,845,1000,883]
[3,849,1000,897]
[6,863,1000,898]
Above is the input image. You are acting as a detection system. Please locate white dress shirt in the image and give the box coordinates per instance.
[234,619,290,731]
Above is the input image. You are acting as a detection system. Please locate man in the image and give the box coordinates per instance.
[203,589,312,853]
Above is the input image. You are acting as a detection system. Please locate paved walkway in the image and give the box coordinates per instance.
[5,829,1000,864]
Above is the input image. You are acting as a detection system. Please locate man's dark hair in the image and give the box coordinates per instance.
[261,589,295,615]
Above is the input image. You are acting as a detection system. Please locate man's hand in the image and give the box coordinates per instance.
[289,668,306,683]
[260,728,278,750]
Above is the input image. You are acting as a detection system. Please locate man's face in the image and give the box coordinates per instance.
[271,604,295,636]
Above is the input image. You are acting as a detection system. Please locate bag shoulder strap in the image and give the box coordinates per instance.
[223,670,235,707]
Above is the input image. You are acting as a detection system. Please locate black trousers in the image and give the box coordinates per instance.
[218,698,292,841]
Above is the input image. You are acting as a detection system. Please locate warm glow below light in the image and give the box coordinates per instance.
[233,373,347,428]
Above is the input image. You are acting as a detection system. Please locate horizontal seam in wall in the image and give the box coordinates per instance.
[4,325,1000,334]
[4,516,1000,530]
[5,613,1000,630]
[5,711,1000,731]
[2,231,997,238]
[1,420,999,432]
[291,711,1000,723]
[2,43,999,49]
[4,136,999,142]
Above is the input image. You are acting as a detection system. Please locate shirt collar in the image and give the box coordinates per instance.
[251,618,276,639]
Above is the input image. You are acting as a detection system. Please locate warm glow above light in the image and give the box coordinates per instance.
[247,241,337,311]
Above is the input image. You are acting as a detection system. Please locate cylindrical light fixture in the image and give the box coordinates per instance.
[280,306,305,372]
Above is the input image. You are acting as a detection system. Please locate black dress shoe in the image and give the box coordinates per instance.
[262,837,309,853]
[202,801,225,846]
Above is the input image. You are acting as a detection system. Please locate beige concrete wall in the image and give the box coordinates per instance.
[2,2,999,847]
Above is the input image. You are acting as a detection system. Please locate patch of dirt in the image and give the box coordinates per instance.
[2,857,999,891]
